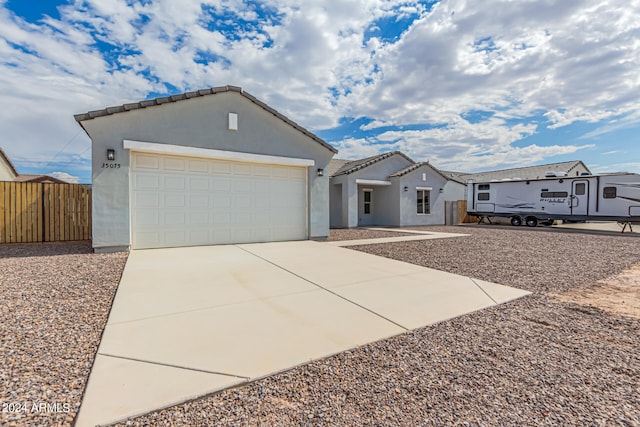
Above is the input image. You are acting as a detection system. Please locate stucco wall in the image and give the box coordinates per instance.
[396,166,448,226]
[344,155,412,227]
[80,91,335,250]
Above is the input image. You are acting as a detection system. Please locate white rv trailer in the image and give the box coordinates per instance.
[466,172,640,227]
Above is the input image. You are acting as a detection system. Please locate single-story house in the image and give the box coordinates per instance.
[329,151,465,228]
[0,147,67,183]
[75,85,337,253]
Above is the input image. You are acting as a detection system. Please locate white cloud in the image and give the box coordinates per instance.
[49,171,80,184]
[332,137,396,160]
[0,0,638,179]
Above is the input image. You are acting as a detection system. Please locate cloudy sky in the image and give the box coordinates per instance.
[1,0,638,183]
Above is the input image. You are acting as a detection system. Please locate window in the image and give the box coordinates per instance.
[541,191,568,198]
[603,187,617,199]
[363,190,372,214]
[575,183,586,196]
[477,193,490,201]
[417,190,430,214]
[478,184,490,190]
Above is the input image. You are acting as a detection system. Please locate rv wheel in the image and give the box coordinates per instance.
[510,216,522,226]
[525,217,538,227]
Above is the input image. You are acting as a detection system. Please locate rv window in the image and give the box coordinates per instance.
[477,193,490,201]
[603,187,617,199]
[541,191,568,198]
[575,183,586,196]
[478,184,490,190]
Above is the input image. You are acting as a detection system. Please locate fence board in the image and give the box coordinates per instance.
[0,182,91,243]
[457,200,478,224]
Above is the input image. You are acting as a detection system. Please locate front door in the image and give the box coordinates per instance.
[358,188,374,226]
[571,180,589,215]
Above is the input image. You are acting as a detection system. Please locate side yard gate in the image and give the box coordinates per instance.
[0,181,92,244]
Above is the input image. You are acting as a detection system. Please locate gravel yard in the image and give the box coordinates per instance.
[3,226,640,426]
[0,242,127,426]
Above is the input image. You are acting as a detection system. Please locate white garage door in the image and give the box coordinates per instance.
[131,152,308,249]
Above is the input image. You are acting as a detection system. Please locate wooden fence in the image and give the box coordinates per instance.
[0,181,92,244]
[457,200,478,223]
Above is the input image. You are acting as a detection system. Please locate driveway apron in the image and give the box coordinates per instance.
[76,240,529,426]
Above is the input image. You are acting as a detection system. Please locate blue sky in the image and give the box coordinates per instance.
[1,0,639,183]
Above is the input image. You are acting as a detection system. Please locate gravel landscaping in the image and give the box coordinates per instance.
[2,226,640,426]
[0,242,127,426]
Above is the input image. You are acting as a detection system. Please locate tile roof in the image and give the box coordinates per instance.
[453,160,591,182]
[0,147,19,177]
[331,151,414,177]
[74,85,337,154]
[390,162,466,184]
[327,159,351,177]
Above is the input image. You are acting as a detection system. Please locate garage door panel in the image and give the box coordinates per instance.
[188,159,209,173]
[132,152,308,249]
[189,177,210,191]
[189,195,209,209]
[189,212,209,225]
[164,157,186,171]
[134,155,160,170]
[164,212,186,225]
[164,176,186,190]
[135,174,160,189]
[214,178,231,191]
[233,164,252,175]
[134,193,159,208]
[165,231,187,246]
[165,194,186,208]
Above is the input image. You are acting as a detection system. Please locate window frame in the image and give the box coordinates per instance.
[603,187,617,199]
[417,189,430,215]
[363,190,372,214]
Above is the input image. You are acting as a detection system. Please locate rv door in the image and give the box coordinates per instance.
[571,180,589,215]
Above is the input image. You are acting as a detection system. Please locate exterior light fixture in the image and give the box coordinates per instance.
[404,186,408,192]
[106,149,115,161]
[439,188,444,193]
[317,168,324,177]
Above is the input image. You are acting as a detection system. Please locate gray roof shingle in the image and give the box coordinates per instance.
[390,162,466,184]
[331,151,414,177]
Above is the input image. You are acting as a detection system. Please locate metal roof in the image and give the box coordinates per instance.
[74,85,337,154]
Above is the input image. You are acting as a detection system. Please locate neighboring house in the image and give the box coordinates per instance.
[0,147,19,181]
[14,174,67,184]
[0,147,67,183]
[329,151,464,228]
[447,160,591,183]
[75,85,337,252]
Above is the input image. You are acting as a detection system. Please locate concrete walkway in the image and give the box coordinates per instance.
[76,241,529,426]
[329,228,469,246]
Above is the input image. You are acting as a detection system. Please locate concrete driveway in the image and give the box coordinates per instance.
[76,240,529,426]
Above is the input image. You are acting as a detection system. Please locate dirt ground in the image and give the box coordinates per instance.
[551,263,640,319]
